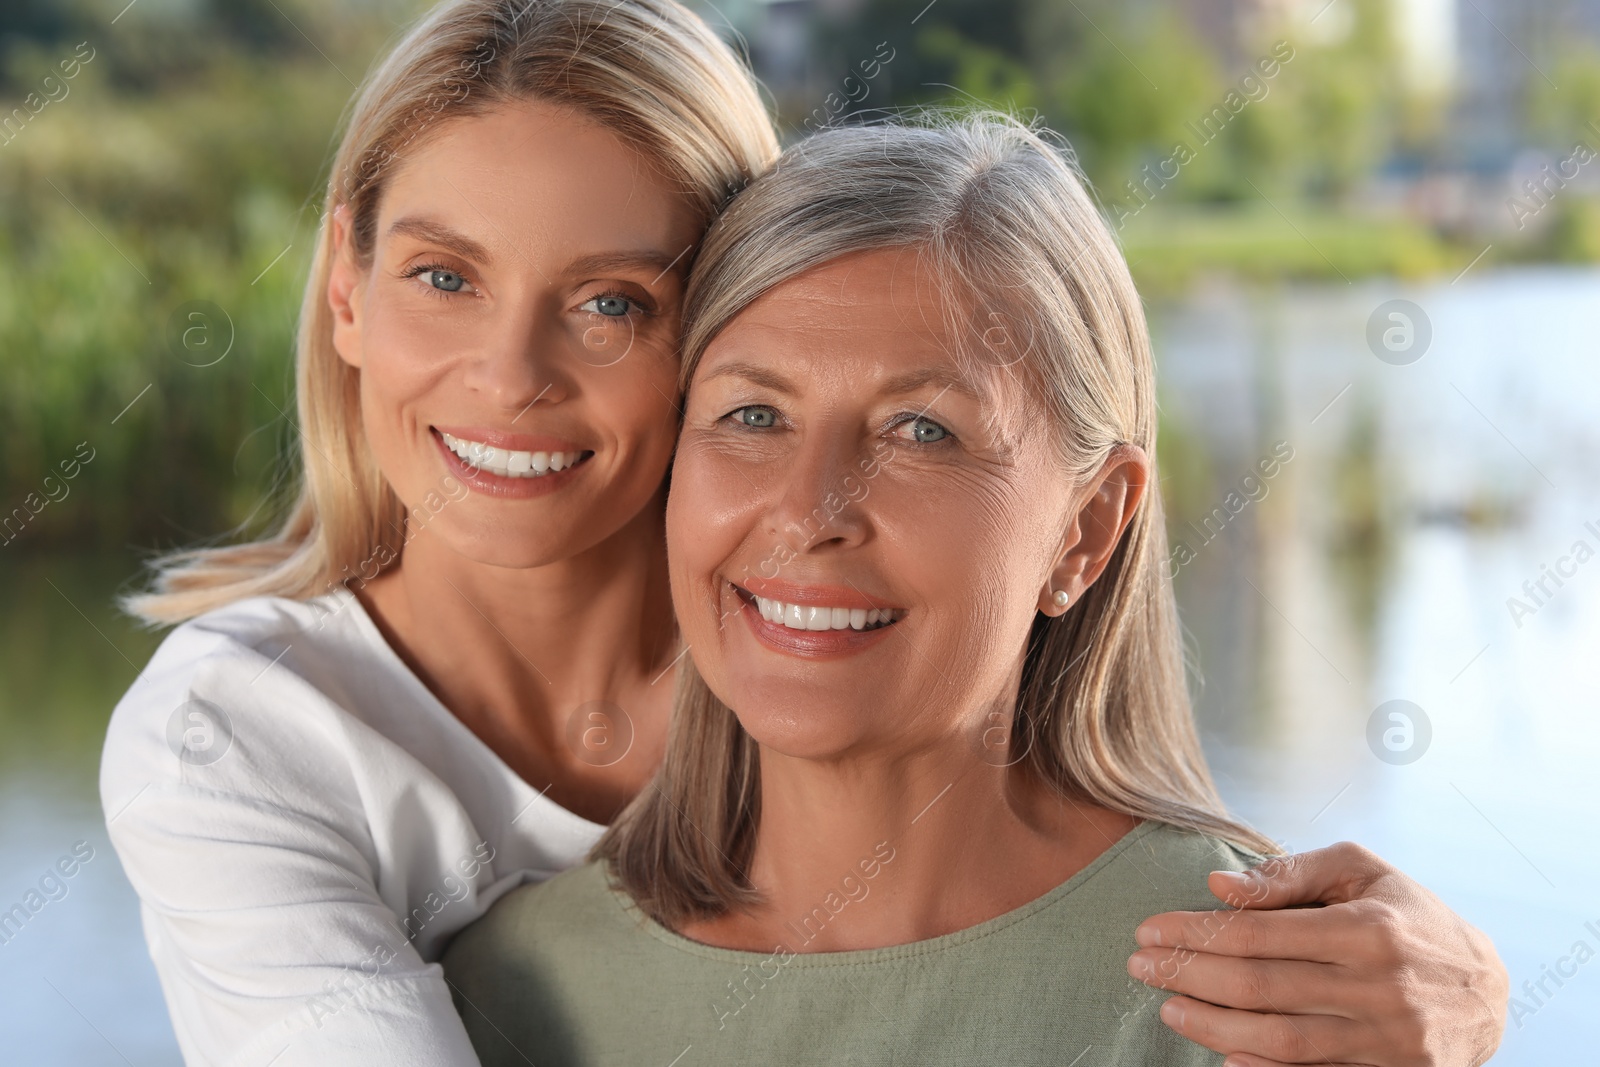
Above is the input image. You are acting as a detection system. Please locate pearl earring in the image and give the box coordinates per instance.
[1052,589,1069,608]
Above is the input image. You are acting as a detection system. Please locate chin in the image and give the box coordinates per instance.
[736,713,867,761]
[429,515,600,571]
[721,677,875,760]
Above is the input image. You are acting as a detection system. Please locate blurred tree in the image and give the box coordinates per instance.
[0,2,401,550]
[204,0,301,53]
[1283,0,1402,202]
[914,23,1038,113]
[804,0,1036,125]
[1033,0,1220,194]
[0,0,81,46]
[1526,41,1600,151]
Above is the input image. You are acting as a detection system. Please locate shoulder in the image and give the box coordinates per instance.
[1067,820,1266,922]
[443,862,623,983]
[110,591,360,708]
[99,591,387,814]
[454,862,616,945]
[1119,821,1264,881]
[122,590,380,700]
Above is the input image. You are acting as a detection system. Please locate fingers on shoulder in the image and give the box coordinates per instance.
[1139,907,1293,960]
[1290,841,1394,900]
[1131,948,1326,1012]
[1161,995,1352,1065]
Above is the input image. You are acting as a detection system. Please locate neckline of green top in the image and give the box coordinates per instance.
[606,819,1162,967]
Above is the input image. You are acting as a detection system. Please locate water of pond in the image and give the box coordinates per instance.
[1,266,1595,1062]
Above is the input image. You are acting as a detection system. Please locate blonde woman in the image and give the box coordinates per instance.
[101,1,1505,1065]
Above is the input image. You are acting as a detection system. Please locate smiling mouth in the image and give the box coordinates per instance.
[731,582,905,633]
[437,430,594,479]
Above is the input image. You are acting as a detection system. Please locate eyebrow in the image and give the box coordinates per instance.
[385,217,687,285]
[876,366,986,405]
[565,249,689,284]
[698,360,986,404]
[387,217,494,265]
[698,360,795,393]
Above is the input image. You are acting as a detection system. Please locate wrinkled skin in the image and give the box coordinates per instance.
[1129,842,1508,1067]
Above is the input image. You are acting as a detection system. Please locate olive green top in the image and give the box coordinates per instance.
[444,821,1258,1067]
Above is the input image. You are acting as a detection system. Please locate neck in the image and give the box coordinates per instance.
[356,485,677,821]
[685,734,1139,953]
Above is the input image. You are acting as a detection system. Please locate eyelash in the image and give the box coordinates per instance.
[887,411,955,444]
[581,288,654,320]
[399,264,655,321]
[722,406,955,444]
[401,262,473,301]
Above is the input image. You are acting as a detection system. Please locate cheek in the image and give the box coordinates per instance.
[878,473,1049,660]
[353,309,457,496]
[357,297,458,419]
[666,447,753,615]
[592,342,682,453]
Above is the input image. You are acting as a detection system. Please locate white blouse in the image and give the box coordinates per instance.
[99,588,605,1066]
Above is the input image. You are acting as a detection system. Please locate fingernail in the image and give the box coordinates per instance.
[1134,924,1161,948]
[1213,870,1252,904]
[1160,998,1184,1028]
[1126,954,1153,978]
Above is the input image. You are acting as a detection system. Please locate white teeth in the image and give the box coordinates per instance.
[440,432,586,479]
[750,594,900,633]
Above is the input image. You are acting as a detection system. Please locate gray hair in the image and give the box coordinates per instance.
[598,111,1275,928]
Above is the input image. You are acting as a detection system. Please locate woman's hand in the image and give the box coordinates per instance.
[1126,842,1507,1067]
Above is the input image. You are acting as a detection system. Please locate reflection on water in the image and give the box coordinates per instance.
[0,551,177,1064]
[2,269,1595,1062]
[1156,267,1600,1064]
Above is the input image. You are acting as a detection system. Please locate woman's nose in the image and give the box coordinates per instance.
[461,307,570,411]
[764,428,871,552]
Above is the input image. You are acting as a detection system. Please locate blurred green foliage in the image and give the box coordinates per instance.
[806,0,1408,201]
[0,0,1595,551]
[802,0,1513,291]
[0,1,418,550]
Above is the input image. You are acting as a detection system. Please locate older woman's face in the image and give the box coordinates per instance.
[668,248,1090,758]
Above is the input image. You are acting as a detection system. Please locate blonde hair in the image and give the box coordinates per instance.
[127,0,777,624]
[598,112,1278,926]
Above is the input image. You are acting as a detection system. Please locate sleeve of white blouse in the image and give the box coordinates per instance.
[101,632,484,1067]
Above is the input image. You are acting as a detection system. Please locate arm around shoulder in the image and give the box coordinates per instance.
[101,634,483,1067]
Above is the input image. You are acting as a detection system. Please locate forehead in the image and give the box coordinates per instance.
[376,99,697,257]
[698,248,1021,406]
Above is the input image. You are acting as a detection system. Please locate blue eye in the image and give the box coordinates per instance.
[583,294,634,318]
[904,416,948,443]
[424,269,466,292]
[735,407,777,428]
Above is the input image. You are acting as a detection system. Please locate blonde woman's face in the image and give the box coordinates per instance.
[329,100,700,568]
[668,249,1086,760]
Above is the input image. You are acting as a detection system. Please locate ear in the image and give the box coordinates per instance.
[1037,444,1150,616]
[327,204,366,369]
